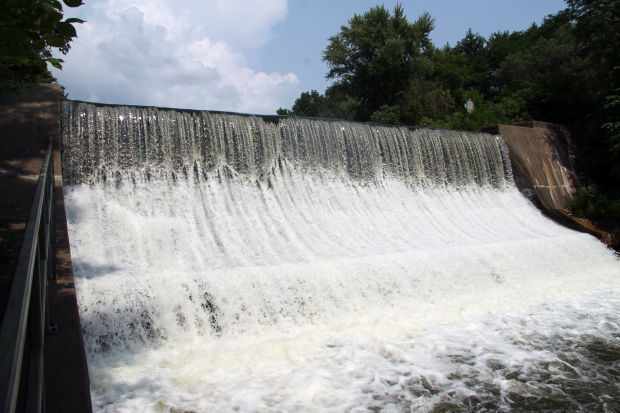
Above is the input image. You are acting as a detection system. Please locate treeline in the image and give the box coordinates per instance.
[277,0,619,219]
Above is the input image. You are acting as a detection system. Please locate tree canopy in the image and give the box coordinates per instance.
[0,0,84,91]
[322,4,435,121]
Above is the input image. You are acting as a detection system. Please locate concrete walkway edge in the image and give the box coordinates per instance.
[0,84,92,412]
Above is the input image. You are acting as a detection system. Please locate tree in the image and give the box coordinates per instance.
[322,84,360,120]
[370,105,400,125]
[0,0,84,91]
[565,0,620,188]
[567,0,619,81]
[454,29,485,59]
[322,4,435,120]
[290,90,327,117]
[498,23,592,124]
[399,78,454,125]
[279,86,359,120]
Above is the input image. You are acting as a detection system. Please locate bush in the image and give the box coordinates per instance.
[569,184,620,219]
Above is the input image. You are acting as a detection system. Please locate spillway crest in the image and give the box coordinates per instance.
[61,101,619,412]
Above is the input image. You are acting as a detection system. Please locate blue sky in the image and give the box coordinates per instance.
[53,0,567,114]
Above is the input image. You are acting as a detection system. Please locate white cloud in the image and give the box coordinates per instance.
[53,0,298,114]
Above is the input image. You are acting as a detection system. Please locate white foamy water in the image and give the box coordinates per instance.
[61,102,620,412]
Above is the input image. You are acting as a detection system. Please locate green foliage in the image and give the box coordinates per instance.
[400,78,454,125]
[290,90,327,117]
[497,23,594,125]
[0,0,84,91]
[602,90,620,155]
[569,184,620,220]
[322,3,435,120]
[554,0,620,204]
[322,85,360,120]
[370,105,400,125]
[283,84,360,120]
[567,0,619,79]
[434,90,500,130]
[454,29,485,58]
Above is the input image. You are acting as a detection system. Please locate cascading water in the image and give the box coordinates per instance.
[61,101,619,412]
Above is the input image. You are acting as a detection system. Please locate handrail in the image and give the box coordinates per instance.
[0,142,56,413]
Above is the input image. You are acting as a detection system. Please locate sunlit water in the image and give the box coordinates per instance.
[62,102,619,412]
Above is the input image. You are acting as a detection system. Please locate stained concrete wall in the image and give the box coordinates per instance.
[484,121,618,250]
[0,84,92,412]
[483,121,578,212]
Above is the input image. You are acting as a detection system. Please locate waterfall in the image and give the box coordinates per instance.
[61,101,619,412]
[61,101,513,188]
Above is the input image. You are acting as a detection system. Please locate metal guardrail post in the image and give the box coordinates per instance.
[0,142,55,413]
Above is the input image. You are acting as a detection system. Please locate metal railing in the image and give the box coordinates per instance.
[0,142,56,412]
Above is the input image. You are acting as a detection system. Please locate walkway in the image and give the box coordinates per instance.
[0,84,92,412]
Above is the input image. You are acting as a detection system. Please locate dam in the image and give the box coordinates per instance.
[59,101,619,411]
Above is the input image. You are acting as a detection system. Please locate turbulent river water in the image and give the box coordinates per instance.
[61,101,619,412]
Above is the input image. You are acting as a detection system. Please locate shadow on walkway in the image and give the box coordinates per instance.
[0,84,92,412]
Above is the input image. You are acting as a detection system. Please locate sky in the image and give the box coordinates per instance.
[53,0,568,115]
